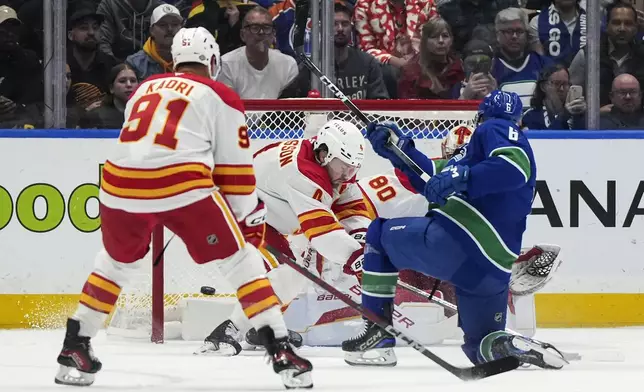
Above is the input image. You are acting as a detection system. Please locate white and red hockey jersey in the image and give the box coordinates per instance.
[253,139,371,265]
[100,72,258,221]
[357,168,428,219]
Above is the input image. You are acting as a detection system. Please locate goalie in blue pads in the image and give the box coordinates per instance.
[342,91,568,370]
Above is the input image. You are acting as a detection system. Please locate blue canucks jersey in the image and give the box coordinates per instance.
[491,53,552,108]
[428,119,537,272]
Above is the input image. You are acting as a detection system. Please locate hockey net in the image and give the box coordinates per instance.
[106,99,479,342]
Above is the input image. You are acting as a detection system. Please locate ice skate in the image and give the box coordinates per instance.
[258,326,313,389]
[246,327,303,350]
[194,319,242,356]
[480,331,569,369]
[54,318,102,386]
[342,319,397,367]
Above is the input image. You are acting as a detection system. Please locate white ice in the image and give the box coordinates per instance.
[0,328,642,391]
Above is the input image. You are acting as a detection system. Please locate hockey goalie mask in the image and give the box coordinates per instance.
[441,124,474,159]
[172,27,222,80]
[314,120,365,184]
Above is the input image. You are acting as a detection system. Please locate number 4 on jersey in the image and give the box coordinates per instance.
[119,93,190,150]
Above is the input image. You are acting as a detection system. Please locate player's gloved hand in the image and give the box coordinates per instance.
[343,247,364,283]
[239,200,267,248]
[300,245,323,278]
[366,121,413,168]
[423,165,470,206]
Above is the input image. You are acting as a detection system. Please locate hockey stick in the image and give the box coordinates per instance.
[265,244,520,381]
[396,280,581,362]
[298,54,430,182]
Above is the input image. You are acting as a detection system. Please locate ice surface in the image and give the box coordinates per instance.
[0,328,642,391]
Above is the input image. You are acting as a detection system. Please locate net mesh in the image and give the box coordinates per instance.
[245,102,477,140]
[107,100,478,340]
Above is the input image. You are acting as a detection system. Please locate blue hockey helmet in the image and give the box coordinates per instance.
[477,90,523,123]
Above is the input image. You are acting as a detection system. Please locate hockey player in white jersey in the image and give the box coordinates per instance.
[54,27,312,389]
[196,119,372,355]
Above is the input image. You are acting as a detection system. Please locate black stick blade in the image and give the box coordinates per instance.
[459,356,521,381]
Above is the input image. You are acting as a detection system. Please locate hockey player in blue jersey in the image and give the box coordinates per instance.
[342,90,568,370]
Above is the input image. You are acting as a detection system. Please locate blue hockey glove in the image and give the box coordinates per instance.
[366,121,413,168]
[423,165,470,206]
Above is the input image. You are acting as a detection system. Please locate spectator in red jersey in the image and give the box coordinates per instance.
[354,0,437,97]
[81,63,139,129]
[397,18,464,99]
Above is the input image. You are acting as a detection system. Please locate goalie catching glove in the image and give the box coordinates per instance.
[510,244,562,296]
[238,200,267,248]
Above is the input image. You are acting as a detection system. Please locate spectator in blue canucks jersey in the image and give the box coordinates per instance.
[528,0,586,66]
[491,8,552,108]
[521,63,586,129]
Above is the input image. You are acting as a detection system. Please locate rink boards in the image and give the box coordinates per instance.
[0,129,643,329]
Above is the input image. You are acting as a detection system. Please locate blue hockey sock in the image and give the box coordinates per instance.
[362,218,398,321]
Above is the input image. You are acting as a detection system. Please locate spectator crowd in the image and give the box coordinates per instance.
[0,0,644,130]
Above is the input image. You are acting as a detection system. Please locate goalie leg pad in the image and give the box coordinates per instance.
[266,263,309,305]
[218,244,287,339]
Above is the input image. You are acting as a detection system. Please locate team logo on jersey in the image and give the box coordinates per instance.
[494,312,503,323]
[206,234,218,245]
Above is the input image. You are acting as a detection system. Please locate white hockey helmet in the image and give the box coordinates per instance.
[441,124,474,159]
[313,120,365,168]
[172,27,221,80]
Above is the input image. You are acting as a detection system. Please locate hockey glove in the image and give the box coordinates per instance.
[343,248,364,283]
[366,121,413,169]
[342,230,366,282]
[238,200,267,248]
[423,165,470,206]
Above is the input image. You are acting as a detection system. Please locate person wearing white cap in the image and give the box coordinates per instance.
[125,4,184,81]
[0,5,44,113]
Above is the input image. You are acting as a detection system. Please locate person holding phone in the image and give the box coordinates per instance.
[451,39,498,100]
[521,63,586,130]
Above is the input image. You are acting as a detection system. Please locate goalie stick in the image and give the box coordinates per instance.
[298,54,430,182]
[264,244,520,381]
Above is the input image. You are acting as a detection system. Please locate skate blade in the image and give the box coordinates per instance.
[513,337,569,369]
[344,348,397,367]
[280,369,313,389]
[54,365,96,386]
[193,342,240,356]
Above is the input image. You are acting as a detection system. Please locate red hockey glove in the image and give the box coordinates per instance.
[238,200,267,248]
